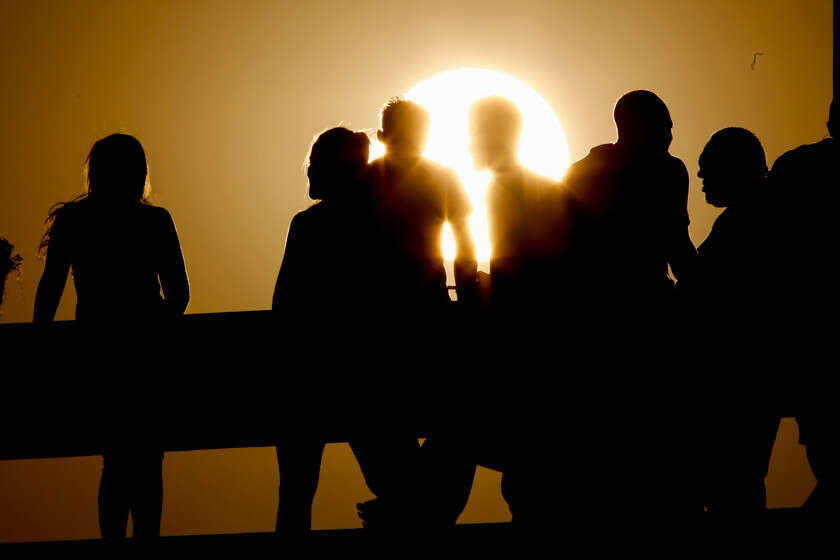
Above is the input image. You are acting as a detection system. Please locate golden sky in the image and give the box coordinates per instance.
[0,0,831,542]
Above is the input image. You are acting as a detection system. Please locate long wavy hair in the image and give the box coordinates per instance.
[40,134,151,255]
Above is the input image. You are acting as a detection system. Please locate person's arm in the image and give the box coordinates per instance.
[669,229,697,283]
[157,208,190,316]
[665,160,697,283]
[451,215,478,300]
[33,212,71,325]
[272,214,306,313]
[447,173,478,303]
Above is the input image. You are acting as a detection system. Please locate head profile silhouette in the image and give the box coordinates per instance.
[376,97,430,160]
[39,133,150,254]
[698,127,767,208]
[614,90,673,154]
[306,127,370,201]
[469,96,523,172]
[86,133,149,202]
[828,99,837,139]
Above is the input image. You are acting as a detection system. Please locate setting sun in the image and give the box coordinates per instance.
[372,68,570,265]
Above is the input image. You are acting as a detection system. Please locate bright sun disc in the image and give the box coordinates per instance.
[371,68,570,265]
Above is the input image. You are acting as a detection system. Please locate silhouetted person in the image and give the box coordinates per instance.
[272,127,371,537]
[768,99,839,512]
[475,96,572,312]
[272,127,428,535]
[33,133,189,541]
[360,97,478,308]
[561,90,698,514]
[273,127,374,327]
[691,127,781,511]
[564,90,695,301]
[351,98,479,529]
[421,97,573,528]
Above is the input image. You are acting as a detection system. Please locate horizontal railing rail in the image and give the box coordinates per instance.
[1,309,457,460]
[0,309,801,461]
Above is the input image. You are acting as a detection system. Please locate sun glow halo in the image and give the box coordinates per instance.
[370,68,570,266]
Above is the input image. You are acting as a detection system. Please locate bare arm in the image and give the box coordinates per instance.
[33,214,71,325]
[272,214,306,313]
[450,216,478,303]
[668,228,697,283]
[158,208,190,316]
[445,170,478,303]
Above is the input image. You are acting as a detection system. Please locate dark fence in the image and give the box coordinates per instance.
[1,308,804,462]
[0,309,476,460]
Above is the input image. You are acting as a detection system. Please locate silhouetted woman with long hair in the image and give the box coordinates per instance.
[272,126,373,536]
[34,133,189,541]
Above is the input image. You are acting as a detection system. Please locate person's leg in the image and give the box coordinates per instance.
[799,412,836,512]
[99,449,131,540]
[640,393,707,514]
[127,449,164,541]
[350,433,422,528]
[350,433,420,500]
[745,413,781,510]
[419,433,480,527]
[708,412,780,511]
[275,439,326,535]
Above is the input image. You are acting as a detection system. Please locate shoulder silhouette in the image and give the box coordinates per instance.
[768,99,839,295]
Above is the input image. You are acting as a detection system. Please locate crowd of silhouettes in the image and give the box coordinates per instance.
[32,94,838,540]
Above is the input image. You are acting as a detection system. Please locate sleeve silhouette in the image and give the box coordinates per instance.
[33,209,71,325]
[157,208,190,316]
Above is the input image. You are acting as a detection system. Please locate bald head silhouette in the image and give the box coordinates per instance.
[614,90,673,155]
[469,96,523,172]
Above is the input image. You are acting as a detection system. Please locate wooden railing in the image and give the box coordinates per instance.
[0,309,472,460]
